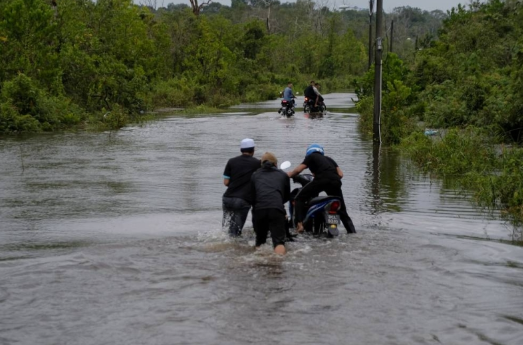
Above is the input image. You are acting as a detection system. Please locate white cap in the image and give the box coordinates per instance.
[240,138,255,149]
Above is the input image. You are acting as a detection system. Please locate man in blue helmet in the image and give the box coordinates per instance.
[287,144,356,234]
[222,138,261,237]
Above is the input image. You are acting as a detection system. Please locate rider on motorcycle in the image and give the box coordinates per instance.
[286,144,356,234]
[303,81,317,105]
[283,82,295,105]
[313,83,324,108]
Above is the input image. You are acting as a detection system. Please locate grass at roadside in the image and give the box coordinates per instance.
[399,127,523,245]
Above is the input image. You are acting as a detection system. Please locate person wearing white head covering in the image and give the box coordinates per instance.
[222,138,261,236]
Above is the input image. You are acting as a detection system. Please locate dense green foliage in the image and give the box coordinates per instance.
[353,0,523,236]
[356,0,523,144]
[401,128,523,243]
[0,0,442,133]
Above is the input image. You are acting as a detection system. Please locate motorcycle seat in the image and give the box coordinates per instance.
[308,195,340,206]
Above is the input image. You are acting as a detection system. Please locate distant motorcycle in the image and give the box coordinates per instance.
[303,97,327,114]
[278,98,295,117]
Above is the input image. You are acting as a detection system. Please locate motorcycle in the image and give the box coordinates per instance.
[303,97,327,114]
[288,174,342,237]
[278,98,295,117]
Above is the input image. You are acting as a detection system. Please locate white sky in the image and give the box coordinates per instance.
[149,0,475,12]
[340,0,473,12]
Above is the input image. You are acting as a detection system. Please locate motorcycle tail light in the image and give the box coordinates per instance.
[328,200,340,214]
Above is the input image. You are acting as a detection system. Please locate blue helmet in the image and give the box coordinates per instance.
[306,143,324,156]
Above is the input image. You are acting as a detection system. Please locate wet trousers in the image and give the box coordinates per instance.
[222,197,251,236]
[253,208,286,247]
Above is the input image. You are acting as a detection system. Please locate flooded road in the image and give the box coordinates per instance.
[1,93,523,345]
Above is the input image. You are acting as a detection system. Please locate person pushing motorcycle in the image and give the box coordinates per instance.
[287,144,356,234]
[251,152,290,255]
[222,138,261,237]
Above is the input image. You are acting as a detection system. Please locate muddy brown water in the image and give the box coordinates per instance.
[1,93,522,345]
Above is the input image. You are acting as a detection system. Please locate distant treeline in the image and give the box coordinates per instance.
[0,0,444,133]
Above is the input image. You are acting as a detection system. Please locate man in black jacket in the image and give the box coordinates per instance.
[222,138,261,237]
[251,152,291,255]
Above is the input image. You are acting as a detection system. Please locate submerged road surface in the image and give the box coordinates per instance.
[1,93,522,345]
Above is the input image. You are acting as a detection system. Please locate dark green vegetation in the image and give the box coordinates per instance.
[355,0,523,242]
[0,0,442,133]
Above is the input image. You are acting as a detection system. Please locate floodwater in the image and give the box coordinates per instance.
[1,93,522,345]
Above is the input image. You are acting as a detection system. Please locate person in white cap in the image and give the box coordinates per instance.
[222,138,261,236]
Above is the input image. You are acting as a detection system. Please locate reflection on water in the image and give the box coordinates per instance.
[1,93,522,345]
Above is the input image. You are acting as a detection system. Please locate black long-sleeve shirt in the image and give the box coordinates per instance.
[251,162,290,213]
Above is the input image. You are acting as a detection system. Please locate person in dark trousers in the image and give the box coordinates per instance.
[287,144,356,234]
[222,138,261,237]
[251,152,291,255]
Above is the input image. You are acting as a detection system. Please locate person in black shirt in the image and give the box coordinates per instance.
[304,80,318,106]
[287,144,356,234]
[251,152,291,255]
[222,138,261,236]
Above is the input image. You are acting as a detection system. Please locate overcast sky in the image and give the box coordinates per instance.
[151,0,474,12]
[341,0,471,12]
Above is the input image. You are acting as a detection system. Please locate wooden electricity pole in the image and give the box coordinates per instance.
[390,19,394,53]
[373,0,383,143]
[368,0,374,70]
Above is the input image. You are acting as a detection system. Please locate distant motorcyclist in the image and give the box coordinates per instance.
[313,83,324,107]
[287,144,356,234]
[283,82,295,105]
[303,80,317,104]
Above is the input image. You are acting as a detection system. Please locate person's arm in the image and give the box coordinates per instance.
[250,174,257,207]
[223,161,231,186]
[336,167,343,179]
[283,175,291,204]
[287,163,307,178]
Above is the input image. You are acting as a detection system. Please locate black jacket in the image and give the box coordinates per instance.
[251,162,291,213]
[304,85,316,99]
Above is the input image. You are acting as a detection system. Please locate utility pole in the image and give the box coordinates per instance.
[373,0,383,144]
[390,19,394,53]
[368,0,374,70]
